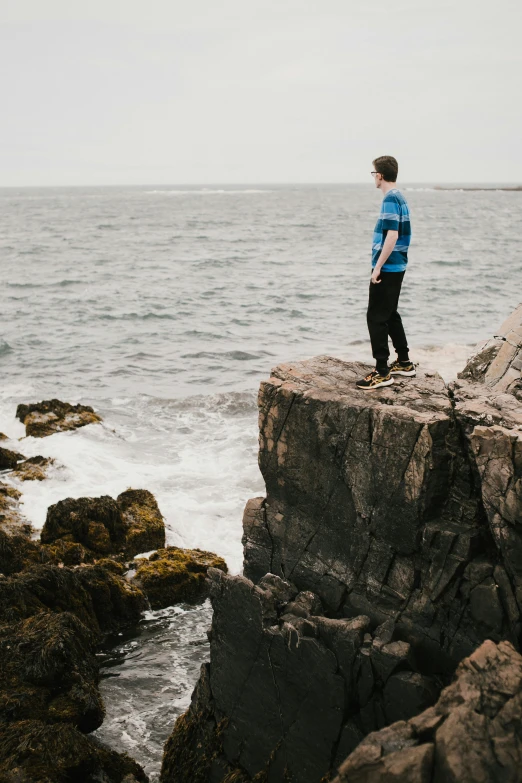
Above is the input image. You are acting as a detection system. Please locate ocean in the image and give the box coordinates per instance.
[1,183,521,779]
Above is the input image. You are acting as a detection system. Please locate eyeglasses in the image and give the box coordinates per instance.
[371,171,379,176]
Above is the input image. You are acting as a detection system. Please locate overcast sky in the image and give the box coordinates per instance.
[1,0,521,186]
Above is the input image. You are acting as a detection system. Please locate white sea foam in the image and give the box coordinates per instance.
[0,388,262,575]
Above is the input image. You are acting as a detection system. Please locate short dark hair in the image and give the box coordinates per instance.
[373,155,398,182]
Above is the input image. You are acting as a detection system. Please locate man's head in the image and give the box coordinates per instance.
[371,155,398,189]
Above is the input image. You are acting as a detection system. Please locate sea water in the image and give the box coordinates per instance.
[1,184,521,780]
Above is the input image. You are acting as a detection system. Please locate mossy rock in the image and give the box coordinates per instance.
[0,719,148,782]
[0,445,25,471]
[134,546,227,609]
[12,455,54,481]
[0,562,147,636]
[0,610,103,731]
[118,488,166,557]
[0,483,33,538]
[16,398,103,438]
[41,496,126,555]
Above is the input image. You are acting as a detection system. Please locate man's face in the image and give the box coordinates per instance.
[371,168,383,189]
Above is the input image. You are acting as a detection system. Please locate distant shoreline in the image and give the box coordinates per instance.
[434,185,522,192]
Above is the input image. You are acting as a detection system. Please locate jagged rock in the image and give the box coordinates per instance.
[0,719,148,782]
[0,446,25,470]
[16,398,103,438]
[133,546,228,609]
[0,610,103,731]
[0,433,7,441]
[41,490,167,559]
[0,562,147,636]
[242,357,520,665]
[12,454,55,481]
[334,639,522,783]
[459,302,522,394]
[160,570,437,783]
[117,488,166,557]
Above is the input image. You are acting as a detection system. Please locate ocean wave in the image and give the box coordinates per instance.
[0,339,13,356]
[145,189,273,195]
[181,350,273,361]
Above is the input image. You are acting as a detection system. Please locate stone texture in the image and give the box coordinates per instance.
[243,357,517,665]
[163,306,522,783]
[0,481,32,536]
[133,546,228,609]
[160,570,438,783]
[41,490,167,559]
[16,398,103,437]
[334,639,522,783]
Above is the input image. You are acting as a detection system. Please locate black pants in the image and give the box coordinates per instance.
[367,271,409,370]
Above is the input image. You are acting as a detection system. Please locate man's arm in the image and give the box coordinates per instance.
[371,230,398,284]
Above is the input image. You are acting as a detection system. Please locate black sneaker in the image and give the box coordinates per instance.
[356,370,394,391]
[389,360,416,377]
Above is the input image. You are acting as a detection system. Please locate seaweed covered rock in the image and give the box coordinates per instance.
[334,639,522,783]
[42,496,127,555]
[0,445,24,470]
[117,488,166,557]
[0,562,147,635]
[0,481,32,536]
[160,570,439,783]
[134,547,228,609]
[12,454,55,481]
[0,529,95,576]
[16,398,102,438]
[0,719,148,783]
[40,490,167,559]
[0,610,103,731]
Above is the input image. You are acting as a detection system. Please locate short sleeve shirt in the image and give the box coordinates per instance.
[371,188,411,272]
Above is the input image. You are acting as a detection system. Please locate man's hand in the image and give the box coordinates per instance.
[371,268,382,284]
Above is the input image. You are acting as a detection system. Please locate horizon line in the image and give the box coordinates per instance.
[1,180,522,189]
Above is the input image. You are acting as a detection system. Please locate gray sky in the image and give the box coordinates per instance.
[1,0,521,185]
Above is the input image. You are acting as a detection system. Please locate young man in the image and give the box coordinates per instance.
[356,155,416,390]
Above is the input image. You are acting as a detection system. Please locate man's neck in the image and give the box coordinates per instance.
[380,181,397,196]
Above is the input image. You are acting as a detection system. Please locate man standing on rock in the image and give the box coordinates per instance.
[356,155,416,390]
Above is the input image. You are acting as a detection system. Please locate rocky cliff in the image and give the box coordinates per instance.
[161,305,522,783]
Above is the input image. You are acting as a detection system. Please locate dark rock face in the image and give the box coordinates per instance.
[12,454,55,481]
[243,358,516,666]
[334,639,522,783]
[41,490,166,558]
[161,570,439,782]
[133,546,228,609]
[16,398,103,437]
[163,306,522,783]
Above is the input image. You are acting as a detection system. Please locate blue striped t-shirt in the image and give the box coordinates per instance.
[371,188,411,272]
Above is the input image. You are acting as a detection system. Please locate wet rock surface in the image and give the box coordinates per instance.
[16,398,103,437]
[11,454,55,481]
[41,489,166,559]
[133,546,228,609]
[164,305,522,782]
[334,639,522,783]
[0,445,25,471]
[161,570,439,783]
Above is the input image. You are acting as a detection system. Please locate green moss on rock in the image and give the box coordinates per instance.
[41,496,126,555]
[134,546,227,610]
[0,610,103,731]
[118,488,166,557]
[0,719,148,782]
